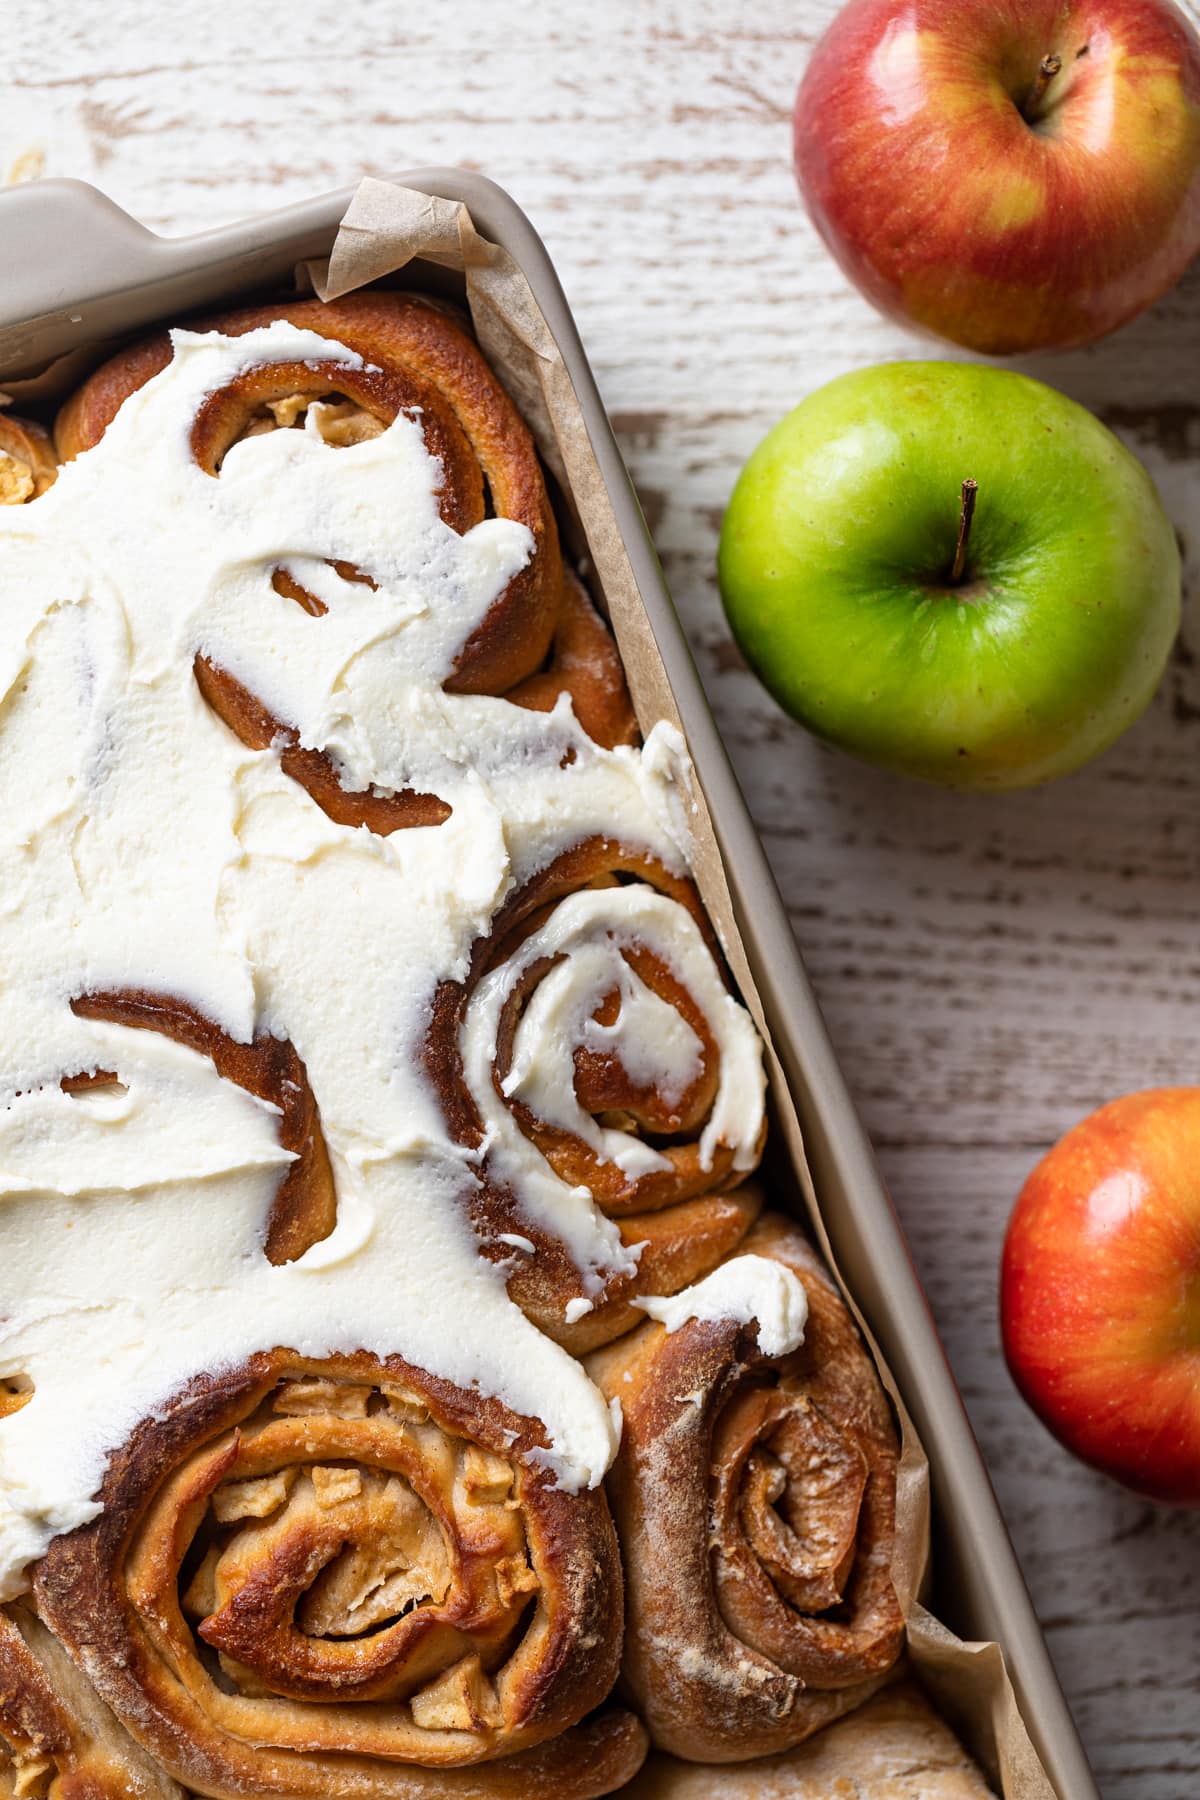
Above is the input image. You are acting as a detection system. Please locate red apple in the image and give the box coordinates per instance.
[1001,1089,1200,1505]
[793,0,1200,354]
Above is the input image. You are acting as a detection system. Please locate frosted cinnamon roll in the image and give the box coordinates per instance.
[55,291,636,804]
[426,837,767,1351]
[587,1213,904,1760]
[24,1353,644,1799]
[0,416,56,504]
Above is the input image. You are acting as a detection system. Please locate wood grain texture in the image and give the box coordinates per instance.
[4,3,1199,1793]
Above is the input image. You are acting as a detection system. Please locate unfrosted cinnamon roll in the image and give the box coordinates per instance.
[587,1213,904,1761]
[426,837,767,1351]
[618,1679,995,1797]
[25,1353,644,1799]
[0,1604,187,1798]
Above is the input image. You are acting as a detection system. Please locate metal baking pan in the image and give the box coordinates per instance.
[0,171,1099,1800]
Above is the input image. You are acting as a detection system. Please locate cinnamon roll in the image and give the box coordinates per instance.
[427,836,767,1351]
[0,1603,188,1798]
[55,291,637,804]
[618,1680,996,1797]
[65,987,337,1266]
[23,1353,643,1799]
[0,416,56,504]
[587,1213,904,1760]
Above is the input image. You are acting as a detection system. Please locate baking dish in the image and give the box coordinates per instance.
[0,170,1099,1800]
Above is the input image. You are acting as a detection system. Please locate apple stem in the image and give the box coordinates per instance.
[1023,53,1063,118]
[949,479,978,586]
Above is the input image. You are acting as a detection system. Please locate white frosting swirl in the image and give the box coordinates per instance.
[639,1256,808,1358]
[461,884,766,1291]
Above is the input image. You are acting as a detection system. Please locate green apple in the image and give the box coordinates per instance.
[718,362,1181,790]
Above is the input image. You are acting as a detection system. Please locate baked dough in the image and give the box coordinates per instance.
[619,1681,995,1797]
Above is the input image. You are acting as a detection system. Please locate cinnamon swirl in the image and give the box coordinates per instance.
[588,1212,904,1760]
[55,292,637,777]
[30,1354,643,1798]
[427,836,766,1350]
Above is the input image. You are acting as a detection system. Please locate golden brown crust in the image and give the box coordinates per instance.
[55,336,174,461]
[546,1184,764,1356]
[507,570,638,750]
[617,1679,995,1797]
[34,1351,640,1797]
[0,1604,187,1797]
[586,1213,903,1761]
[425,837,762,1348]
[0,416,57,504]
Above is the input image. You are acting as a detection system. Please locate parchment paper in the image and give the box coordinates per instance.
[304,176,1057,1800]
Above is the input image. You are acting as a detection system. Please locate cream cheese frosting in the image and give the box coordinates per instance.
[638,1256,809,1358]
[0,321,767,1600]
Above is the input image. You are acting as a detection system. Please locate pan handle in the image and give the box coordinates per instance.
[0,178,346,384]
[0,180,158,327]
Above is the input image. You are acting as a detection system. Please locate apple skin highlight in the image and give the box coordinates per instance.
[794,0,1200,353]
[717,362,1180,791]
[1002,1089,1200,1508]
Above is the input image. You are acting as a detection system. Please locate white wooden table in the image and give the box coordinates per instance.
[6,4,1200,1793]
